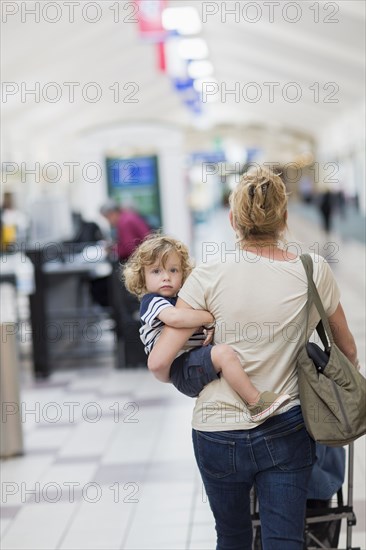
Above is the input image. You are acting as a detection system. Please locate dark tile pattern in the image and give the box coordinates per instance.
[0,506,21,519]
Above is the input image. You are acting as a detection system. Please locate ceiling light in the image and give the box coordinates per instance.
[178,38,209,60]
[162,7,202,35]
[188,60,214,79]
[165,38,189,78]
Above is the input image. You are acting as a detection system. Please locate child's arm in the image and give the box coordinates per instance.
[158,304,214,329]
[148,325,195,382]
[148,298,212,382]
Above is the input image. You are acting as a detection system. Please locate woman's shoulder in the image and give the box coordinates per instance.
[303,251,334,271]
[192,251,332,275]
[301,251,338,288]
[305,251,327,263]
[192,258,230,276]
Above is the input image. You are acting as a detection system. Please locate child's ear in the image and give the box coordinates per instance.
[229,210,236,230]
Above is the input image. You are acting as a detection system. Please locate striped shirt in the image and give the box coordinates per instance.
[139,293,206,356]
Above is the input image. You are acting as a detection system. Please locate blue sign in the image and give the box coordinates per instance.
[106,156,162,228]
[106,157,158,188]
[191,151,226,164]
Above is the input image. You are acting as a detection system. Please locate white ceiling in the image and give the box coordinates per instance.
[2,0,365,149]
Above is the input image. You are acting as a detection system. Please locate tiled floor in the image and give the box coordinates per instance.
[1,204,365,550]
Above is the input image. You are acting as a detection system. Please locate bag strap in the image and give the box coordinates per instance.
[300,254,333,348]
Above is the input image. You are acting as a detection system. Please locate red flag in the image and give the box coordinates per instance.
[156,42,166,72]
[136,0,167,42]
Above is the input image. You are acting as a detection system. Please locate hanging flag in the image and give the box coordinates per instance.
[156,41,166,72]
[136,0,168,42]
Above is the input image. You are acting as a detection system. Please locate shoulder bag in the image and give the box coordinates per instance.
[297,254,366,446]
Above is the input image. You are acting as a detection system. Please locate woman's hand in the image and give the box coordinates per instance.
[203,327,215,346]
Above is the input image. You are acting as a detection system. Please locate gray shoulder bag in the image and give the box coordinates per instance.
[297,254,366,446]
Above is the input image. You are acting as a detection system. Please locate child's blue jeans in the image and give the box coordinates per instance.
[169,344,218,397]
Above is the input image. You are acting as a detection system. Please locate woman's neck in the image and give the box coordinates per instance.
[238,239,297,261]
[239,239,279,250]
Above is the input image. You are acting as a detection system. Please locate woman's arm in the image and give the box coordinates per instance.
[148,298,199,382]
[158,306,214,329]
[328,302,358,366]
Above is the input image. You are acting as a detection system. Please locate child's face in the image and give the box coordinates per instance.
[144,251,183,298]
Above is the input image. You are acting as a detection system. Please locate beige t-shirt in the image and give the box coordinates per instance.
[179,251,340,432]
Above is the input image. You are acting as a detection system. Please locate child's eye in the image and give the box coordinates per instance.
[170,268,178,273]
[152,269,160,274]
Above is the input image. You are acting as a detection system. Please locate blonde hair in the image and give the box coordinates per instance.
[122,233,193,298]
[229,165,288,242]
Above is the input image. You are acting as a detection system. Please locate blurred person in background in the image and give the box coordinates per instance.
[148,166,358,549]
[100,199,151,262]
[0,192,28,251]
[319,189,334,233]
[95,199,152,331]
[299,175,314,204]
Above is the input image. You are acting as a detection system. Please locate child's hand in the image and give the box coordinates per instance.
[203,327,215,346]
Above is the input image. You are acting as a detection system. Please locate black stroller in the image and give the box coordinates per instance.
[252,444,360,550]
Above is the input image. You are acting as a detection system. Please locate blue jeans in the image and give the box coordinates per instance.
[192,406,316,550]
[170,345,218,397]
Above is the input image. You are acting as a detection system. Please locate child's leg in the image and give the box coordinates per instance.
[210,344,291,421]
[169,347,219,398]
[210,344,260,404]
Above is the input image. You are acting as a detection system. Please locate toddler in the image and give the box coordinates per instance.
[123,234,290,422]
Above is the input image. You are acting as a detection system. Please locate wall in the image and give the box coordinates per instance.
[317,103,365,214]
[1,122,191,248]
[76,122,191,246]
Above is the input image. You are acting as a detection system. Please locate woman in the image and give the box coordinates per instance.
[148,166,358,550]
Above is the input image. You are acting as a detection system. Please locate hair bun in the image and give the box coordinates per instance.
[229,166,287,240]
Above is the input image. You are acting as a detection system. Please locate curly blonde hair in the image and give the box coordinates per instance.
[122,233,194,298]
[229,165,288,242]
